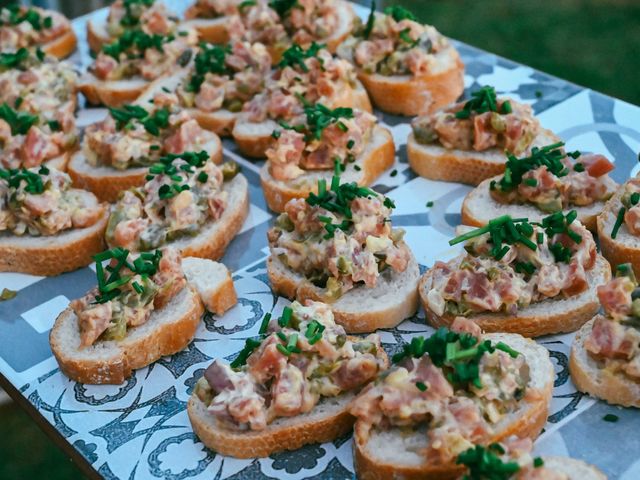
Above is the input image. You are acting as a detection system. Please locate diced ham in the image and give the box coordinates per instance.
[194,82,225,112]
[113,218,150,250]
[163,119,204,154]
[92,53,119,80]
[20,126,61,167]
[450,317,482,337]
[76,302,113,348]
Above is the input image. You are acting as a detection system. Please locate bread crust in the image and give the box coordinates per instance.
[67,135,223,203]
[182,17,230,44]
[354,333,554,480]
[419,254,611,338]
[86,18,109,53]
[259,125,395,213]
[570,318,640,407]
[78,75,148,107]
[597,180,640,277]
[267,243,420,333]
[461,175,618,232]
[42,28,77,59]
[0,206,108,276]
[232,80,373,159]
[188,341,388,458]
[50,286,205,384]
[407,129,560,186]
[357,46,464,117]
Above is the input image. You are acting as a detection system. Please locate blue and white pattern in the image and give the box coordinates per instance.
[1,2,639,479]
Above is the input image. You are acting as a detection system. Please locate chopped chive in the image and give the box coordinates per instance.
[132,281,144,294]
[533,457,544,468]
[390,169,398,177]
[603,413,619,423]
[279,306,293,327]
[415,381,428,392]
[276,344,290,356]
[258,312,272,334]
[426,201,434,207]
[197,171,208,183]
[631,192,640,206]
[523,178,537,187]
[611,207,626,239]
[347,139,355,149]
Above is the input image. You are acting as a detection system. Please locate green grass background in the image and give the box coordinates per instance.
[2,1,638,479]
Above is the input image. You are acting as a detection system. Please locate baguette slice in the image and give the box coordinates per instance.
[188,336,389,458]
[597,181,640,277]
[86,18,110,53]
[50,283,204,384]
[354,333,555,480]
[259,125,394,213]
[137,67,240,136]
[541,457,607,480]
[419,254,612,338]
[181,257,238,314]
[407,128,560,186]
[42,28,77,59]
[267,244,420,333]
[67,134,222,203]
[232,80,373,159]
[138,173,250,260]
[570,317,640,408]
[461,175,618,232]
[182,16,230,45]
[357,44,464,117]
[77,74,149,108]
[0,206,108,276]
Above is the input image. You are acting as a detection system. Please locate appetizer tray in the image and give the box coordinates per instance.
[2,2,640,479]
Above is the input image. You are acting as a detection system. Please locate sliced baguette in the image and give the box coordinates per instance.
[50,284,204,384]
[419,254,612,338]
[231,80,373,159]
[597,181,640,276]
[541,457,607,480]
[353,333,555,480]
[67,134,222,203]
[259,124,395,213]
[42,28,77,59]
[357,44,464,117]
[188,335,389,458]
[461,175,618,232]
[181,257,238,315]
[182,16,230,45]
[0,206,108,276]
[267,243,420,333]
[570,317,640,408]
[407,128,560,186]
[137,67,240,136]
[77,74,149,108]
[86,18,110,53]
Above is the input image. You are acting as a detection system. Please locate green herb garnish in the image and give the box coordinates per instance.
[457,443,520,480]
[108,105,170,135]
[275,102,354,142]
[120,0,155,27]
[0,48,29,69]
[230,337,263,368]
[603,413,619,423]
[278,42,323,72]
[383,5,416,22]
[186,43,230,93]
[611,207,626,239]
[102,28,171,59]
[0,102,38,135]
[455,86,511,119]
[0,167,47,194]
[363,1,376,39]
[268,0,298,17]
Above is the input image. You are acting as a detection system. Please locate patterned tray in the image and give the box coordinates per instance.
[1,3,640,479]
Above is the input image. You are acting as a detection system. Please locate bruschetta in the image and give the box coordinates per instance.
[232,42,373,158]
[87,0,180,53]
[78,25,198,107]
[597,177,640,277]
[456,437,606,480]
[67,93,222,203]
[105,150,249,261]
[0,50,78,171]
[184,0,355,62]
[420,211,611,337]
[336,5,464,116]
[188,299,389,458]
[0,4,77,59]
[570,264,640,407]
[136,40,272,136]
[462,142,617,231]
[408,85,559,185]
[0,165,108,276]
[260,103,393,212]
[267,176,419,332]
[50,246,237,384]
[352,320,554,480]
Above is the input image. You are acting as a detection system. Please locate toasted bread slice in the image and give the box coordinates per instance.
[50,284,204,384]
[0,206,108,276]
[461,175,618,232]
[407,128,560,186]
[188,335,388,458]
[259,125,395,213]
[112,173,250,260]
[570,317,640,408]
[181,257,238,314]
[357,44,464,117]
[419,254,611,338]
[267,244,420,333]
[42,28,77,59]
[597,182,640,277]
[77,74,149,108]
[67,134,222,203]
[86,18,110,53]
[183,16,230,45]
[137,68,240,136]
[541,457,607,480]
[232,80,373,159]
[354,333,554,480]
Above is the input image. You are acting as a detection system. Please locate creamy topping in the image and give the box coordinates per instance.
[0,165,103,236]
[193,300,385,430]
[0,5,70,50]
[104,0,178,41]
[70,247,186,347]
[412,87,540,155]
[268,177,410,299]
[337,5,448,76]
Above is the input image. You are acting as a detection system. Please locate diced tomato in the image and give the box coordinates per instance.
[580,153,614,177]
